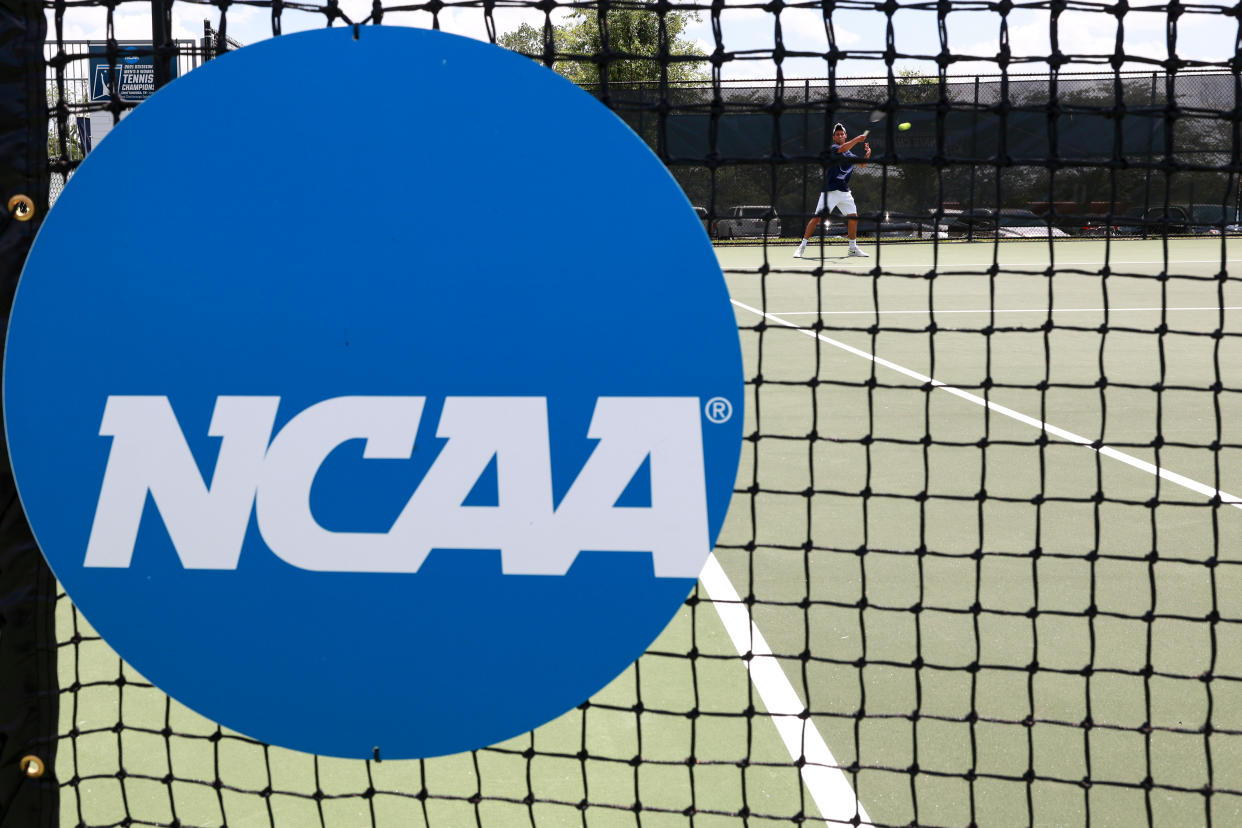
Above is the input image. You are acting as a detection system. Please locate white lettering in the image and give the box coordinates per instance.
[550,398,709,577]
[389,397,556,574]
[255,396,425,571]
[84,396,279,568]
[85,395,710,577]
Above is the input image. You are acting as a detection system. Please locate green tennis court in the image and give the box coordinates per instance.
[55,237,1241,827]
[715,236,1242,827]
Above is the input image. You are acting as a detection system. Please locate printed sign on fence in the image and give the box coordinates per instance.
[9,27,743,760]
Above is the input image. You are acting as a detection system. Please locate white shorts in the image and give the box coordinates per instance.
[814,190,858,216]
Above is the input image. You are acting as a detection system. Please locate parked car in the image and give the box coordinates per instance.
[1187,204,1242,234]
[1076,202,1131,236]
[1079,210,1128,237]
[821,211,920,238]
[944,208,993,239]
[993,209,1070,238]
[1024,201,1082,235]
[714,205,780,239]
[946,208,1068,239]
[914,209,956,239]
[692,206,711,236]
[1114,206,1192,236]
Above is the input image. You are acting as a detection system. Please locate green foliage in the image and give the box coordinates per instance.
[46,87,85,161]
[498,9,709,86]
[47,122,85,161]
[498,22,558,64]
[897,68,938,86]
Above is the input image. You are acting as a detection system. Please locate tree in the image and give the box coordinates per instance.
[46,87,86,162]
[498,9,709,86]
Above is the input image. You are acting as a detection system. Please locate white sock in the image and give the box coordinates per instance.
[797,239,807,248]
[849,239,859,249]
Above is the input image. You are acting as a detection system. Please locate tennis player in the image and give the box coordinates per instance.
[794,123,871,258]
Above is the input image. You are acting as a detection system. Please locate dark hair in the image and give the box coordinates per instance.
[832,122,846,133]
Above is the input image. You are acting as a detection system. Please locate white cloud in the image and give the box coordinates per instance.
[943,5,1237,74]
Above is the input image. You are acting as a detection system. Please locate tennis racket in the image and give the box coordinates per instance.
[862,108,885,138]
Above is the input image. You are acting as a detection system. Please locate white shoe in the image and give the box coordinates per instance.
[847,247,868,257]
[793,244,806,259]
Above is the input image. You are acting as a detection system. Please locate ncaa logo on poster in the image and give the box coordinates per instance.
[5,26,743,759]
[87,44,175,102]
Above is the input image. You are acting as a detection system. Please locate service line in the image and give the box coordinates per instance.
[733,299,1242,510]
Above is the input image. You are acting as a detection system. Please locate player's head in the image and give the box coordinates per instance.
[832,122,846,143]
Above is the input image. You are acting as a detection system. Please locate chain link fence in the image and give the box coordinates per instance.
[47,44,1240,238]
[601,71,1240,238]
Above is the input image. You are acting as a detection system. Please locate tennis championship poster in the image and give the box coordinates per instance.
[7,27,743,758]
[88,43,179,103]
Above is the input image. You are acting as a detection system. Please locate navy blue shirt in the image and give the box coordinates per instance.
[826,144,858,192]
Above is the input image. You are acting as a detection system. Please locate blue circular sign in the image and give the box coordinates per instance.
[6,26,742,758]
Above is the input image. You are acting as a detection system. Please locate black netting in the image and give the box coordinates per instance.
[9,0,1242,826]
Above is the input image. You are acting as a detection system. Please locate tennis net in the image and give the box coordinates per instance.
[4,0,1242,826]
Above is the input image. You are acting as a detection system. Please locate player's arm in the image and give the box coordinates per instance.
[838,134,868,152]
[827,137,862,161]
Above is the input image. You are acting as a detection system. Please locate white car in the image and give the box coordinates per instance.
[994,209,1070,238]
[917,209,955,239]
[714,205,781,239]
[947,208,1069,239]
[692,206,711,236]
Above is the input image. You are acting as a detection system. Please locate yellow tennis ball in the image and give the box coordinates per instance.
[898,122,912,131]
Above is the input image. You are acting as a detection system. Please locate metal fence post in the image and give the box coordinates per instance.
[802,78,810,232]
[151,0,174,90]
[201,19,216,63]
[967,75,979,241]
[1143,71,1156,239]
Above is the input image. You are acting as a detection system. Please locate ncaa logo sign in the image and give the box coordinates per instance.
[5,27,743,758]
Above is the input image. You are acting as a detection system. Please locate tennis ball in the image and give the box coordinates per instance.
[898,122,912,131]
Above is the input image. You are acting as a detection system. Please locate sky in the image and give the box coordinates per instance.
[46,0,1240,82]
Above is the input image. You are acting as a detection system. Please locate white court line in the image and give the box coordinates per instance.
[734,298,1242,510]
[699,555,871,828]
[769,306,1242,316]
[704,298,1241,825]
[770,258,1242,270]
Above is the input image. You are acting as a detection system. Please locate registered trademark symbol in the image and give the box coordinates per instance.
[704,397,733,424]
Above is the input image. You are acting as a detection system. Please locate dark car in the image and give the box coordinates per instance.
[944,208,995,239]
[1187,204,1242,235]
[1114,205,1192,236]
[821,211,919,238]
